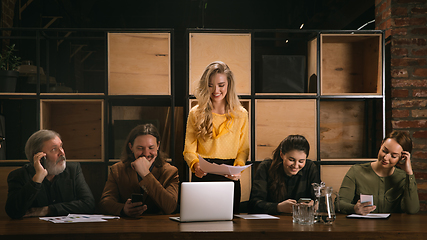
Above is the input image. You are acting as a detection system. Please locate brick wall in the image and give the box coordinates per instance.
[1,0,16,28]
[376,0,427,211]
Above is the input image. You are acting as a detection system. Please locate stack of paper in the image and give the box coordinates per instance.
[347,213,390,219]
[198,155,251,175]
[234,214,280,220]
[40,214,120,223]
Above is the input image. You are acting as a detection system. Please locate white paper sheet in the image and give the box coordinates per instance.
[346,213,390,219]
[198,155,251,175]
[234,214,280,220]
[40,214,120,223]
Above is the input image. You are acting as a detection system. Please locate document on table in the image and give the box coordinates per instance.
[40,214,120,223]
[235,214,280,220]
[198,155,251,175]
[347,213,390,219]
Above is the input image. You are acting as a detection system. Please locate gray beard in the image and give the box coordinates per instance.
[46,156,66,175]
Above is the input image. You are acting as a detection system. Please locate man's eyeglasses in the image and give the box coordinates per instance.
[0,136,5,143]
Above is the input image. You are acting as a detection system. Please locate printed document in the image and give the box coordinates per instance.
[198,155,251,175]
[40,214,120,223]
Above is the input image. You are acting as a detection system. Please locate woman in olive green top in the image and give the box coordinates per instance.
[337,130,419,215]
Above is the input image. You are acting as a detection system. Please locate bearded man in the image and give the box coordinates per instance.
[5,129,95,219]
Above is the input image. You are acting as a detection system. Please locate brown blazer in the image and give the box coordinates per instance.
[99,161,179,215]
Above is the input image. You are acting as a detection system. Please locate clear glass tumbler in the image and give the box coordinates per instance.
[292,204,300,223]
[298,204,314,225]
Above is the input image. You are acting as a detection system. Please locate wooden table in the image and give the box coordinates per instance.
[1,214,426,240]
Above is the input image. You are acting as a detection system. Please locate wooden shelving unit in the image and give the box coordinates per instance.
[0,29,175,217]
[0,28,384,216]
[108,32,171,95]
[319,34,382,95]
[255,99,317,161]
[40,99,104,162]
[187,29,384,197]
[188,32,252,95]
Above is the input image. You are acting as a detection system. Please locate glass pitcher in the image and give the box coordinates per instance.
[312,182,338,224]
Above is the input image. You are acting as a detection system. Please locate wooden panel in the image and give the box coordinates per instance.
[307,38,317,93]
[189,33,251,95]
[172,107,186,183]
[320,165,352,195]
[255,99,317,161]
[240,166,251,202]
[363,36,382,94]
[80,163,107,208]
[0,167,20,217]
[320,34,382,95]
[189,99,250,115]
[320,101,365,159]
[108,33,170,95]
[111,106,171,158]
[41,100,104,161]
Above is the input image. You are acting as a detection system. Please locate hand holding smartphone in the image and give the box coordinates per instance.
[399,152,407,164]
[360,194,373,206]
[32,154,48,183]
[131,193,144,203]
[40,156,46,168]
[298,198,312,204]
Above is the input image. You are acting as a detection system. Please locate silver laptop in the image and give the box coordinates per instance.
[170,182,234,222]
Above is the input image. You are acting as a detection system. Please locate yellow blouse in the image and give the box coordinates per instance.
[183,105,249,172]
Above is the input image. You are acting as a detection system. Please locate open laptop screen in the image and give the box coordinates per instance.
[170,182,234,222]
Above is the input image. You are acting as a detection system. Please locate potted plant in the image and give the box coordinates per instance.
[0,44,21,92]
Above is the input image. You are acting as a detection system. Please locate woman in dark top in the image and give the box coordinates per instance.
[248,135,320,215]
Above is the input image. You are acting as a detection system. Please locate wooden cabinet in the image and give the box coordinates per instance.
[187,31,253,201]
[40,99,104,161]
[187,30,384,198]
[255,99,317,161]
[189,33,251,95]
[108,33,171,95]
[0,28,384,214]
[320,165,352,194]
[319,34,382,95]
[107,32,175,161]
[0,29,175,216]
[259,31,384,191]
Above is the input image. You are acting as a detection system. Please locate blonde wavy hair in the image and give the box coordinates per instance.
[193,61,242,140]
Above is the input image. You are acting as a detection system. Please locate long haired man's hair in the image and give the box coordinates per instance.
[121,123,166,168]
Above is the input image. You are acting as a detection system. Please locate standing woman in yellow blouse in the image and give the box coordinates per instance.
[183,61,249,213]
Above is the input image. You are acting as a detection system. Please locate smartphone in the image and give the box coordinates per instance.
[360,194,373,206]
[131,193,143,203]
[298,198,312,204]
[40,156,46,168]
[399,153,406,164]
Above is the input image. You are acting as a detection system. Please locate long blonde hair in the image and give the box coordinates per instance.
[193,61,242,140]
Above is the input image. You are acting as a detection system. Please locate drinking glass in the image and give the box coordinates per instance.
[298,204,314,225]
[292,204,300,223]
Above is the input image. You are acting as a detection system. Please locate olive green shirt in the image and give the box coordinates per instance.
[337,162,419,214]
